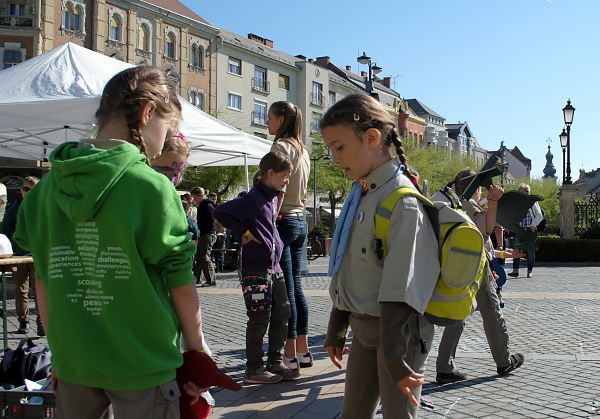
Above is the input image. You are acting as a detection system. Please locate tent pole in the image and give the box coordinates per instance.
[244,153,250,191]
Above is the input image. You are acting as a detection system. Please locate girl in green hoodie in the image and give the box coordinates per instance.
[14,67,205,419]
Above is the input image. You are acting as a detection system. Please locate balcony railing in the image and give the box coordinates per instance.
[310,92,324,107]
[251,77,270,94]
[0,15,34,28]
[188,64,205,74]
[135,48,152,59]
[251,111,267,126]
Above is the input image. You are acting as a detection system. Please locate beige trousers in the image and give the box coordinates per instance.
[341,314,434,419]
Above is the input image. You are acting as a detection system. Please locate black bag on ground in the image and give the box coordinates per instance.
[0,338,51,389]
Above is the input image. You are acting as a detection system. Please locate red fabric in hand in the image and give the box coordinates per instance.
[176,351,242,419]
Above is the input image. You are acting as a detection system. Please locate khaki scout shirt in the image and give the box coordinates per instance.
[329,160,440,317]
[271,139,310,214]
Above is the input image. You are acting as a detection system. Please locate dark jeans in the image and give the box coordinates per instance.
[512,231,537,272]
[277,214,308,339]
[245,273,290,374]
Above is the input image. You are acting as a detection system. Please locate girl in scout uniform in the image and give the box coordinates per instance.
[321,94,440,418]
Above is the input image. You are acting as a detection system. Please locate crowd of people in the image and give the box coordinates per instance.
[0,66,544,418]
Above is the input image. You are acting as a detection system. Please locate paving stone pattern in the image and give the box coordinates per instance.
[2,261,600,418]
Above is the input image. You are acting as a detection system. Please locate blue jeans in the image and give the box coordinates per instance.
[277,214,308,339]
[512,231,537,272]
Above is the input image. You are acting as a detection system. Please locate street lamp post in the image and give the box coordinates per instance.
[562,99,575,184]
[559,128,568,184]
[311,153,331,227]
[357,52,382,95]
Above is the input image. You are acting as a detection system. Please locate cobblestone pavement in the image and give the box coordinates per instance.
[3,260,600,418]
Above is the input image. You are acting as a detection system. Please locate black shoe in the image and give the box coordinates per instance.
[507,271,519,278]
[497,353,525,376]
[436,370,468,384]
[37,323,46,337]
[16,321,29,334]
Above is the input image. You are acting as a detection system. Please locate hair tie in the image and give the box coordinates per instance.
[353,112,360,122]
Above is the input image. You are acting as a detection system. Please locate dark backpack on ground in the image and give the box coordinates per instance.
[0,338,52,389]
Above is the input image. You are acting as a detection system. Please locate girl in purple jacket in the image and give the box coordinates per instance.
[213,152,299,384]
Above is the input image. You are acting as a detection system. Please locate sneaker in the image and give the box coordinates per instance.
[497,353,525,376]
[267,363,300,381]
[200,282,213,287]
[527,271,533,278]
[436,370,468,384]
[298,352,314,368]
[507,271,519,278]
[243,369,283,384]
[16,321,29,335]
[283,357,300,371]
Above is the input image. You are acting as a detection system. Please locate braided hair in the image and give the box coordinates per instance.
[320,93,421,192]
[95,66,181,164]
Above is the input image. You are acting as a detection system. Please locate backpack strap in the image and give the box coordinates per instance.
[375,187,437,257]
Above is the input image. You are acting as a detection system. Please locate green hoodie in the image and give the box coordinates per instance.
[14,141,195,391]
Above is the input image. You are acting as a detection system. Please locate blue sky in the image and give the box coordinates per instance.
[190,0,600,179]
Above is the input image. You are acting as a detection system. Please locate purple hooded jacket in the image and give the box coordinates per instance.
[213,181,283,274]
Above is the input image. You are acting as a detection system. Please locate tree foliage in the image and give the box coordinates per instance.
[179,166,256,202]
[308,137,352,233]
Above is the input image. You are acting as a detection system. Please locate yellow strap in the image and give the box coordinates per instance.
[375,187,434,256]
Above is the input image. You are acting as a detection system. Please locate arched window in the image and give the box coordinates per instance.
[189,91,196,104]
[63,3,73,29]
[165,32,176,59]
[190,44,198,66]
[197,46,204,68]
[138,24,149,51]
[110,14,121,41]
[73,6,82,32]
[196,92,204,110]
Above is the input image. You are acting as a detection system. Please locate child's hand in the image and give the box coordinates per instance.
[504,248,525,259]
[395,372,425,408]
[242,230,260,245]
[182,381,210,405]
[326,345,344,369]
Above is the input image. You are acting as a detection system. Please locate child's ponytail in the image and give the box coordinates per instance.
[387,128,422,193]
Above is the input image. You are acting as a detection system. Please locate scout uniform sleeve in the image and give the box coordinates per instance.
[325,307,350,348]
[380,302,418,382]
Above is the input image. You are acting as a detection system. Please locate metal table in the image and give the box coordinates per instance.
[0,256,34,348]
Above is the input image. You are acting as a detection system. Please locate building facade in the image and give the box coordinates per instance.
[406,98,450,150]
[0,0,218,110]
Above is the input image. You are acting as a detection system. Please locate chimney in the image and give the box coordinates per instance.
[295,54,307,61]
[360,71,367,78]
[381,76,391,88]
[307,58,314,63]
[247,33,274,48]
[345,65,352,71]
[315,56,330,67]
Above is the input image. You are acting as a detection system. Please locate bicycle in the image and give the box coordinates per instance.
[307,236,325,260]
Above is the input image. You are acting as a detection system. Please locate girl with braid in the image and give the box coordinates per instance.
[321,94,439,418]
[14,67,207,419]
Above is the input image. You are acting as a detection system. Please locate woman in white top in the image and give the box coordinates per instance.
[268,101,312,371]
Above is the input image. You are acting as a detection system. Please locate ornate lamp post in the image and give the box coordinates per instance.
[357,52,382,95]
[559,128,568,184]
[562,99,575,184]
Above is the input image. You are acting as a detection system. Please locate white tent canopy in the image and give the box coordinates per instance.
[0,42,271,168]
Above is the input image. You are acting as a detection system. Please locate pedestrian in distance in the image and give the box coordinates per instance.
[321,94,440,418]
[435,169,525,385]
[268,101,313,372]
[14,66,207,419]
[1,176,44,335]
[508,183,543,279]
[213,151,299,384]
[196,188,218,287]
